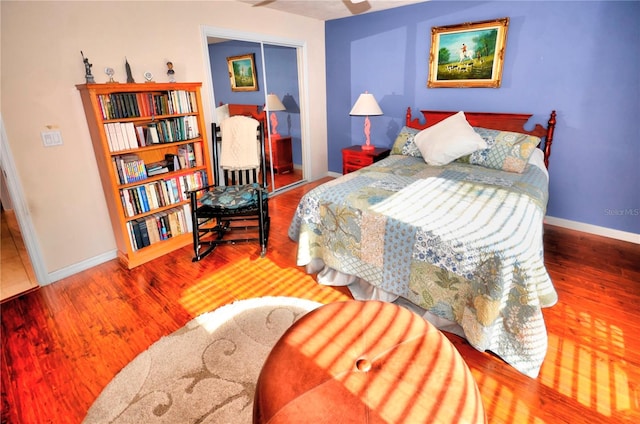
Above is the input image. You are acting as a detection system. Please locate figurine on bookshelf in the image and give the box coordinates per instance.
[105,67,117,83]
[81,51,95,83]
[125,58,135,83]
[166,61,176,82]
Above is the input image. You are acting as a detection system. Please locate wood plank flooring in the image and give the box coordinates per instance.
[2,177,639,423]
[1,209,39,303]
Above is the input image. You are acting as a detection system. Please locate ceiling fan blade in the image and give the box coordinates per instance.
[248,0,276,7]
[344,0,371,14]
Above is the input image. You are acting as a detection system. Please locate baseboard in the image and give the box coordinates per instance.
[46,249,118,285]
[545,216,640,244]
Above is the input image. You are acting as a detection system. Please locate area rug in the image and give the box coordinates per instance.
[83,296,322,424]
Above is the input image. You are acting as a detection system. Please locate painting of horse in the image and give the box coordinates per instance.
[428,17,509,88]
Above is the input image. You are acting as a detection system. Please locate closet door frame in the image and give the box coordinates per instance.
[200,26,310,192]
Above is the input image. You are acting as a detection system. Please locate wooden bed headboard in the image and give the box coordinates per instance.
[405,108,557,169]
[226,103,267,130]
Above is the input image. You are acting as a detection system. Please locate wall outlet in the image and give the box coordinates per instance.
[41,130,63,147]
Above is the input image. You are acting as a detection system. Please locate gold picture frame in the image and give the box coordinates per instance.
[227,53,259,92]
[428,17,509,88]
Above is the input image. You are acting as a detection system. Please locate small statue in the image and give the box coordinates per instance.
[125,58,135,83]
[105,67,116,83]
[166,61,175,83]
[81,51,95,83]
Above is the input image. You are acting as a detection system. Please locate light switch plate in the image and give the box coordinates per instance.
[41,130,63,147]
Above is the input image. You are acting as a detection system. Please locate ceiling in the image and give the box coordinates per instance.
[238,0,427,21]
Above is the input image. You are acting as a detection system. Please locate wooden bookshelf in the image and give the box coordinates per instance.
[76,82,212,269]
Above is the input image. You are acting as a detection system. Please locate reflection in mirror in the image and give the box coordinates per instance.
[207,39,304,193]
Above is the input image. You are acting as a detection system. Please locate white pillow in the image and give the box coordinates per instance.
[216,104,230,122]
[414,111,487,165]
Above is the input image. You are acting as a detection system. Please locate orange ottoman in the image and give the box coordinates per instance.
[253,300,486,423]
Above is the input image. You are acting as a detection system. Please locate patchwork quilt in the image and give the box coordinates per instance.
[289,154,558,377]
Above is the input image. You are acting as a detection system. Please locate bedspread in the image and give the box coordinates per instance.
[288,154,558,377]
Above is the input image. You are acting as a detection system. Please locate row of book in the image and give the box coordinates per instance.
[152,116,199,144]
[112,143,204,185]
[103,116,199,152]
[126,204,193,251]
[98,90,198,120]
[120,170,208,217]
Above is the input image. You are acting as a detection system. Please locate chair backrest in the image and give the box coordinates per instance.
[211,119,267,188]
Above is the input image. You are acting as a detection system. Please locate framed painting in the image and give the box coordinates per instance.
[227,53,258,92]
[428,17,509,88]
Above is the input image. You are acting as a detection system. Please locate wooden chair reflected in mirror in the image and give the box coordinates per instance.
[225,103,301,190]
[186,117,269,262]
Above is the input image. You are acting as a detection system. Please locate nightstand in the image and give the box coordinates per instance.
[265,136,293,174]
[342,145,390,174]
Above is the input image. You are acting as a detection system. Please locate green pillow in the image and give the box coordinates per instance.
[457,127,541,173]
[390,126,422,158]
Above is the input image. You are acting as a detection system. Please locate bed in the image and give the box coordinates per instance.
[288,108,558,377]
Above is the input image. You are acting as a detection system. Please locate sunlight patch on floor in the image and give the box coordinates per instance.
[178,256,350,316]
[541,305,633,417]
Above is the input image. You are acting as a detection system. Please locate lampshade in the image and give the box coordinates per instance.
[266,93,286,112]
[349,92,383,116]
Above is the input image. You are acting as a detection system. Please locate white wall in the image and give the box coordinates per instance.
[0,1,328,277]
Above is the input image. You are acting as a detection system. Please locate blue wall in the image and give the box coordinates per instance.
[326,1,639,234]
[209,41,302,164]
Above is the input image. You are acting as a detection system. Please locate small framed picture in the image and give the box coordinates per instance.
[428,17,509,88]
[227,53,259,92]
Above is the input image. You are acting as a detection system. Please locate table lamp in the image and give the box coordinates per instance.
[350,91,383,151]
[266,93,286,139]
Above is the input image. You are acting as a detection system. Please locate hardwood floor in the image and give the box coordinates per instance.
[2,178,639,423]
[1,209,39,303]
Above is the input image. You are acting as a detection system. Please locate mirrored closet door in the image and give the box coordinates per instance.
[205,33,305,193]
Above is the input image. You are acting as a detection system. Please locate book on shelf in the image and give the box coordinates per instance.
[140,186,152,212]
[145,216,160,245]
[130,219,144,250]
[158,213,170,240]
[176,147,188,169]
[147,123,160,144]
[104,123,115,151]
[154,183,164,208]
[177,144,196,168]
[134,124,146,147]
[169,178,181,202]
[146,159,170,176]
[159,180,172,205]
[176,175,188,200]
[182,203,193,233]
[137,217,151,248]
[121,189,135,217]
[125,221,136,251]
[119,122,137,150]
[159,213,171,238]
[145,183,159,209]
[193,142,203,166]
[167,211,179,239]
[113,154,147,185]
